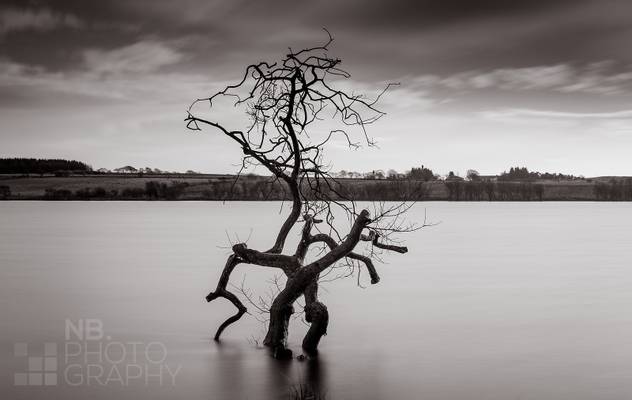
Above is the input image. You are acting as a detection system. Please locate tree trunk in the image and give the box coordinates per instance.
[302,301,328,354]
[264,299,295,359]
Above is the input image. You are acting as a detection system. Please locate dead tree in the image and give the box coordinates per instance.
[186,32,415,359]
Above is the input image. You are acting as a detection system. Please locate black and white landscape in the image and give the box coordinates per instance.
[1,1,632,399]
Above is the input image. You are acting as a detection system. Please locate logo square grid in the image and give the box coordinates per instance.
[14,342,58,386]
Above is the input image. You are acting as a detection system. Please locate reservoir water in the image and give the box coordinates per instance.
[1,201,631,399]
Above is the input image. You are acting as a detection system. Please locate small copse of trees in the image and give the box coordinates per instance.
[499,166,581,181]
[408,166,437,181]
[0,158,91,175]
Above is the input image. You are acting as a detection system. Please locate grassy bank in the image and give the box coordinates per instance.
[2,173,629,201]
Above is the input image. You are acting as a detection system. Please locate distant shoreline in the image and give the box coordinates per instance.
[2,174,630,201]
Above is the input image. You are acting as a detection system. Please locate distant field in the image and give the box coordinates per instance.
[0,174,617,201]
[0,174,216,199]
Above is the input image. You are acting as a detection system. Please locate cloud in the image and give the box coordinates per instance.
[558,62,632,95]
[480,108,632,120]
[414,62,632,96]
[0,7,83,34]
[83,40,184,74]
[436,64,574,91]
[0,56,214,108]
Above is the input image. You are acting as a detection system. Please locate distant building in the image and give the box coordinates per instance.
[114,166,138,173]
[96,168,110,173]
[444,171,464,181]
[478,175,498,182]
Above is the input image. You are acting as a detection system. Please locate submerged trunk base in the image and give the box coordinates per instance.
[264,303,294,359]
[302,301,329,355]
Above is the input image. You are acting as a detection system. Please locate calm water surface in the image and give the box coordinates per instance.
[1,201,631,399]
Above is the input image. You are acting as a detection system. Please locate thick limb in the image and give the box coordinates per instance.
[206,245,298,340]
[207,290,247,341]
[294,214,319,263]
[205,255,248,340]
[361,231,408,254]
[310,233,381,284]
[232,243,300,273]
[267,184,302,254]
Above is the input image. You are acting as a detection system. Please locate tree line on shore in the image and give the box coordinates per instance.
[496,166,582,181]
[0,158,91,175]
[338,165,583,181]
[1,158,586,183]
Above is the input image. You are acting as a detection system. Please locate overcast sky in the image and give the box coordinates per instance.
[1,0,632,176]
